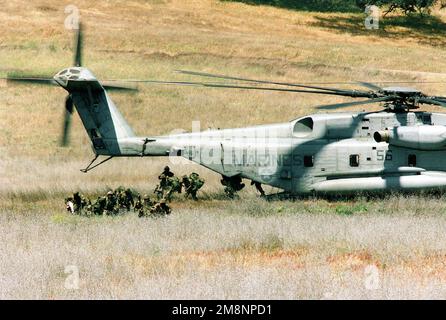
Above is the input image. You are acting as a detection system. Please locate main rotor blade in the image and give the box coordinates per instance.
[357,81,383,91]
[316,96,395,110]
[430,96,446,102]
[98,79,373,97]
[6,76,138,91]
[419,98,446,108]
[102,82,138,91]
[176,69,374,97]
[61,95,74,147]
[74,22,83,67]
[7,77,57,86]
[4,76,372,96]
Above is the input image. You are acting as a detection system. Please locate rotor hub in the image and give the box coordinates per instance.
[53,67,97,88]
[381,86,422,97]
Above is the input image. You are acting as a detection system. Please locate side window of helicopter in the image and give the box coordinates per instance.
[304,155,314,167]
[349,154,360,167]
[408,154,417,167]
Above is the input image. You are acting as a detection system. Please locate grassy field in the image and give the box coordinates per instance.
[3,0,446,299]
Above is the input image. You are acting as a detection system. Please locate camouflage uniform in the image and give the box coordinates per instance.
[92,196,107,215]
[134,195,145,217]
[124,188,135,210]
[72,192,88,213]
[183,173,204,200]
[149,199,171,216]
[117,190,132,211]
[251,180,265,197]
[221,176,245,199]
[223,185,237,198]
[181,175,191,193]
[65,197,75,214]
[164,176,181,201]
[220,178,236,198]
[142,194,153,208]
[104,191,118,215]
[159,200,171,215]
[155,166,175,199]
[136,194,153,217]
[85,204,93,216]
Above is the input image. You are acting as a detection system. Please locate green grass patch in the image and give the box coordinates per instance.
[335,203,368,215]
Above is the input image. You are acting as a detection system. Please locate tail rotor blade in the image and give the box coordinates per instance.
[74,22,83,67]
[61,95,74,146]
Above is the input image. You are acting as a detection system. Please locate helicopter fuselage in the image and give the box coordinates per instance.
[128,110,446,194]
[51,68,446,195]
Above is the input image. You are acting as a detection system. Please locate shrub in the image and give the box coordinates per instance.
[356,0,446,16]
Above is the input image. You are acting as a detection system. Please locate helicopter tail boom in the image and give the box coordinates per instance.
[55,67,139,156]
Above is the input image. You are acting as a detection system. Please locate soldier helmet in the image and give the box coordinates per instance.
[164,166,170,171]
[143,194,150,199]
[160,199,166,204]
[107,191,114,196]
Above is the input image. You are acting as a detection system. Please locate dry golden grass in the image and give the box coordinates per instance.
[3,0,446,299]
[4,194,446,299]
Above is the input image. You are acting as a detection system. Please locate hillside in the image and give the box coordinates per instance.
[2,0,446,158]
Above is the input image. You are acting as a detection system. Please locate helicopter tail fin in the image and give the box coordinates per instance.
[54,68,136,156]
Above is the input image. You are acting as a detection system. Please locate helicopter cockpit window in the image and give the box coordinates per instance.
[349,154,359,167]
[293,117,314,137]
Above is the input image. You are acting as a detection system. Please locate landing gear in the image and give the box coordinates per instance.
[220,175,245,198]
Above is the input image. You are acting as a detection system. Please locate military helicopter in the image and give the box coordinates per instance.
[7,24,446,195]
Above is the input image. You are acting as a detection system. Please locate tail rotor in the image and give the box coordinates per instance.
[73,23,83,67]
[60,22,82,146]
[61,95,74,146]
[4,21,135,147]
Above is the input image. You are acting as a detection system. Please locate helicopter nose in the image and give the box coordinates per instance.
[53,67,97,87]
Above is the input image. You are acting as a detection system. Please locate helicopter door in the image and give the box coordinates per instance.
[336,144,374,173]
[290,144,320,191]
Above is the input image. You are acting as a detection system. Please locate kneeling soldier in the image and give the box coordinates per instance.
[149,199,171,216]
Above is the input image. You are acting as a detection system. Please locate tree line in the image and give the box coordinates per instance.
[225,0,446,15]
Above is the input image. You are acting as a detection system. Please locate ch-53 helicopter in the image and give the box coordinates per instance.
[7,24,446,196]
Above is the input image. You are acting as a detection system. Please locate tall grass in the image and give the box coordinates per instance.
[3,199,446,299]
